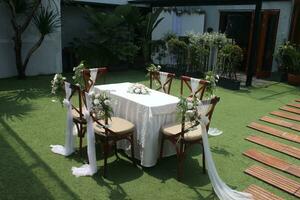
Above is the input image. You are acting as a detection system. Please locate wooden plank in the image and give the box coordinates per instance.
[287,103,300,109]
[271,111,300,122]
[243,149,300,177]
[295,99,300,103]
[245,165,300,197]
[247,122,300,143]
[244,184,284,200]
[280,106,300,115]
[260,116,300,132]
[246,135,300,159]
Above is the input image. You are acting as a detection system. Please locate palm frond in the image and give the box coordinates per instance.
[33,5,60,36]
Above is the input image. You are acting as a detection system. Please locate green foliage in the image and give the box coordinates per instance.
[72,5,140,67]
[217,44,243,80]
[167,38,188,65]
[72,61,86,89]
[151,40,167,64]
[90,91,113,121]
[275,42,300,74]
[205,71,218,97]
[50,73,66,104]
[33,5,60,36]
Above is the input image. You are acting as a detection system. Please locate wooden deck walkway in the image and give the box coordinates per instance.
[245,165,300,198]
[247,122,300,143]
[280,106,300,115]
[243,149,300,177]
[246,135,300,159]
[260,116,300,132]
[244,185,284,200]
[271,110,300,122]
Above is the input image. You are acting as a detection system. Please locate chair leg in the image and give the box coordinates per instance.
[202,144,206,174]
[114,141,120,160]
[103,140,109,178]
[130,134,136,166]
[159,134,165,159]
[177,142,184,180]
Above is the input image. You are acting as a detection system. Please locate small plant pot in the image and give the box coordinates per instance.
[288,73,300,86]
[217,77,240,90]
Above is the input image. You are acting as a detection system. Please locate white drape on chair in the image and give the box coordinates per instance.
[159,72,168,92]
[190,78,200,94]
[89,68,98,91]
[71,92,98,177]
[50,82,75,156]
[198,101,253,200]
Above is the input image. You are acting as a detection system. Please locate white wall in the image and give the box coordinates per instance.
[152,10,205,40]
[0,0,62,78]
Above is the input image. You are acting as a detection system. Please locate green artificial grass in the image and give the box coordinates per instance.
[0,70,300,200]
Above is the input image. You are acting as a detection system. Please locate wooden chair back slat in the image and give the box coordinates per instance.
[149,71,175,94]
[180,76,209,100]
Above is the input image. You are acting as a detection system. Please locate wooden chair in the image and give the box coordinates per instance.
[65,82,86,156]
[92,114,136,177]
[82,67,108,92]
[150,71,175,94]
[180,76,209,100]
[160,96,220,180]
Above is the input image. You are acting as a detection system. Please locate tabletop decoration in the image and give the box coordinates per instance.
[51,73,66,104]
[127,83,150,95]
[89,91,113,121]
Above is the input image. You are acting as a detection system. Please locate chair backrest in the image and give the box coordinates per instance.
[180,76,209,100]
[150,71,175,94]
[180,96,220,135]
[82,67,108,92]
[65,82,85,122]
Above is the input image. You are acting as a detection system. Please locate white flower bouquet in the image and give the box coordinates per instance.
[89,91,113,120]
[127,83,150,95]
[51,73,66,104]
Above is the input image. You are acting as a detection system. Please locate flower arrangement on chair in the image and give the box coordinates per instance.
[51,73,66,104]
[146,63,161,74]
[72,61,86,89]
[89,91,113,121]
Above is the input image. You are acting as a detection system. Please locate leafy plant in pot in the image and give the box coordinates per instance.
[217,44,243,90]
[275,42,300,85]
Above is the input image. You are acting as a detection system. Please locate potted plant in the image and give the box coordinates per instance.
[217,44,243,90]
[275,42,300,85]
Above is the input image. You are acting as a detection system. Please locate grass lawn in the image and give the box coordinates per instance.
[0,70,300,200]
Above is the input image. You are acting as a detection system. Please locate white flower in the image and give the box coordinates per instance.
[93,99,100,105]
[95,93,100,99]
[104,99,110,105]
[186,110,195,117]
[216,74,219,79]
[187,102,193,110]
[134,88,141,94]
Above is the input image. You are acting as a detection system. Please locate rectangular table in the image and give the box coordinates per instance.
[94,82,179,167]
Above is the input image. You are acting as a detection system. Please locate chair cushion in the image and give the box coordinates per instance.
[93,117,135,135]
[162,123,203,141]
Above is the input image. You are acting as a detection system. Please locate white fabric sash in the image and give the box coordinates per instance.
[159,72,168,93]
[197,101,253,200]
[50,82,75,156]
[72,92,97,177]
[89,68,98,91]
[191,78,200,94]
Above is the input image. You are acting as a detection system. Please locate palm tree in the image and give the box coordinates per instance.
[1,0,60,79]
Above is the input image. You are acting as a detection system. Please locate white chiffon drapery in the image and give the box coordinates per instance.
[89,68,98,90]
[50,82,75,156]
[198,101,253,200]
[159,72,168,92]
[190,78,200,94]
[71,92,98,177]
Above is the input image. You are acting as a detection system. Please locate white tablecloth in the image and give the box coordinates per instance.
[94,82,180,167]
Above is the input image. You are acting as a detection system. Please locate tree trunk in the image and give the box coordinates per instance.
[13,30,26,79]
